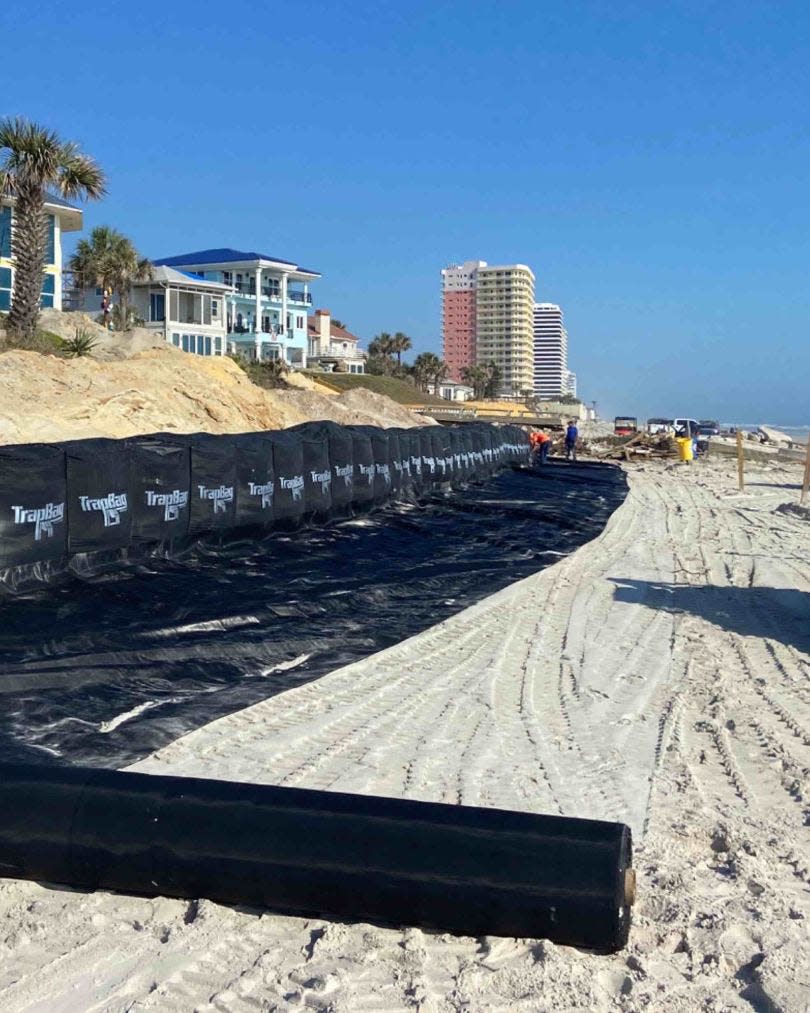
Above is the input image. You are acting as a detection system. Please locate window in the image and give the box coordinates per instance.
[40,272,55,308]
[182,334,190,352]
[296,315,303,329]
[214,336,222,355]
[0,206,12,258]
[204,336,212,356]
[172,333,180,347]
[0,266,11,310]
[150,292,165,322]
[45,215,55,265]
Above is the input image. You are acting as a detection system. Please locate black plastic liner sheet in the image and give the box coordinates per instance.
[0,462,626,769]
[0,762,633,951]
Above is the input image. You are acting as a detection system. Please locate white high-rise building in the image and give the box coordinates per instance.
[532,302,569,399]
[565,370,577,397]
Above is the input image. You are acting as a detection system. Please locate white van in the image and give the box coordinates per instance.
[673,418,699,437]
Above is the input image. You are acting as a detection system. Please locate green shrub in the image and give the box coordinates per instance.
[61,326,98,358]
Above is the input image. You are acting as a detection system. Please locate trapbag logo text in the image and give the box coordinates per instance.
[279,474,305,502]
[198,485,234,514]
[248,480,274,509]
[145,489,189,522]
[80,492,128,528]
[10,501,65,541]
[334,464,353,488]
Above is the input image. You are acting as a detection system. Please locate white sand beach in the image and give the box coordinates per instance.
[0,457,808,1011]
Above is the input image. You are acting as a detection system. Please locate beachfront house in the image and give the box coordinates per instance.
[307,309,366,373]
[0,194,83,312]
[438,381,475,402]
[79,265,232,356]
[152,249,320,367]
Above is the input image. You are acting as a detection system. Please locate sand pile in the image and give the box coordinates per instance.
[0,345,428,446]
[36,309,169,361]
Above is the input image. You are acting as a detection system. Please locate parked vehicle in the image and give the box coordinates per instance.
[647,417,674,435]
[673,418,700,438]
[698,419,720,436]
[614,416,638,436]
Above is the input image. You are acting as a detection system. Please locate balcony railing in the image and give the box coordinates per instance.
[231,284,311,305]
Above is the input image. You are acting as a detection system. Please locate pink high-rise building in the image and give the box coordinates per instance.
[441,260,486,382]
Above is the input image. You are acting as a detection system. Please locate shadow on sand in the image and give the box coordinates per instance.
[609,578,810,654]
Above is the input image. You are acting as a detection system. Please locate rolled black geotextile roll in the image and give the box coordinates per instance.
[0,763,633,952]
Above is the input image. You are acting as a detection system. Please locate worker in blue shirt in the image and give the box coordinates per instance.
[565,421,579,461]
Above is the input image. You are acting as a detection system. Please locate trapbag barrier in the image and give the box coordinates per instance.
[0,422,530,591]
[0,763,634,951]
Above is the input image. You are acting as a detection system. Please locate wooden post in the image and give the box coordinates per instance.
[736,429,745,492]
[801,437,810,505]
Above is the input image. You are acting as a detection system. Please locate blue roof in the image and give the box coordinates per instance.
[43,193,81,211]
[153,248,317,271]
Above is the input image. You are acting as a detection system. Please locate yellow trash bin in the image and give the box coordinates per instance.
[676,437,694,462]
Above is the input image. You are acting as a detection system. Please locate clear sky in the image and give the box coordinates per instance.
[3,0,809,422]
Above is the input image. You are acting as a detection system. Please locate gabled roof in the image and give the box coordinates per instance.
[307,314,360,343]
[153,248,319,276]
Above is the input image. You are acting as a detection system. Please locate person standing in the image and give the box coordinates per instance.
[565,420,579,461]
[537,430,551,465]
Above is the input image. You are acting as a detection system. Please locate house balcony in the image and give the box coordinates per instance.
[231,284,311,305]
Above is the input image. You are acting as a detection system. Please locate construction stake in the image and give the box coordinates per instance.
[801,436,810,505]
[736,430,745,492]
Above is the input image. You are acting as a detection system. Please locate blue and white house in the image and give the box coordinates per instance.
[152,249,320,367]
[0,194,83,312]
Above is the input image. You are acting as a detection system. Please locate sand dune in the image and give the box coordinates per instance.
[0,458,808,1011]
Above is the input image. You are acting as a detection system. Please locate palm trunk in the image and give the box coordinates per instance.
[6,185,47,340]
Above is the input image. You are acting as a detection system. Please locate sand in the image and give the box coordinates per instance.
[0,458,808,1011]
[0,348,425,446]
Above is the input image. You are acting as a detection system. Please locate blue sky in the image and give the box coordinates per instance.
[3,0,809,422]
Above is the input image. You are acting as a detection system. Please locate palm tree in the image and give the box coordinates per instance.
[412,351,447,394]
[0,117,105,339]
[391,331,412,370]
[367,332,396,375]
[69,226,151,331]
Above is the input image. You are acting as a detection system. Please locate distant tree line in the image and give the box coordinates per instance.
[366,331,503,398]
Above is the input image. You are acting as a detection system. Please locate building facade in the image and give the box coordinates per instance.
[532,302,570,400]
[0,194,83,312]
[307,309,366,373]
[152,249,319,367]
[441,260,486,382]
[475,264,535,396]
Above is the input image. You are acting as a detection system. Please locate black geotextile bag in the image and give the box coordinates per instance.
[386,429,403,497]
[0,443,67,567]
[467,428,485,480]
[185,434,237,535]
[431,426,453,484]
[479,426,495,476]
[64,438,133,553]
[360,426,393,503]
[126,437,191,546]
[267,430,306,525]
[418,428,438,488]
[447,427,466,481]
[387,428,414,497]
[233,432,276,531]
[324,423,355,512]
[347,427,375,507]
[400,429,423,495]
[289,422,333,519]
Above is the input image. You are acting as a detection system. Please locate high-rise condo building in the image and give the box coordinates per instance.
[441,260,486,381]
[475,264,536,395]
[533,302,569,400]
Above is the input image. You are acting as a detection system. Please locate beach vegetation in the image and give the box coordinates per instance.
[61,325,97,358]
